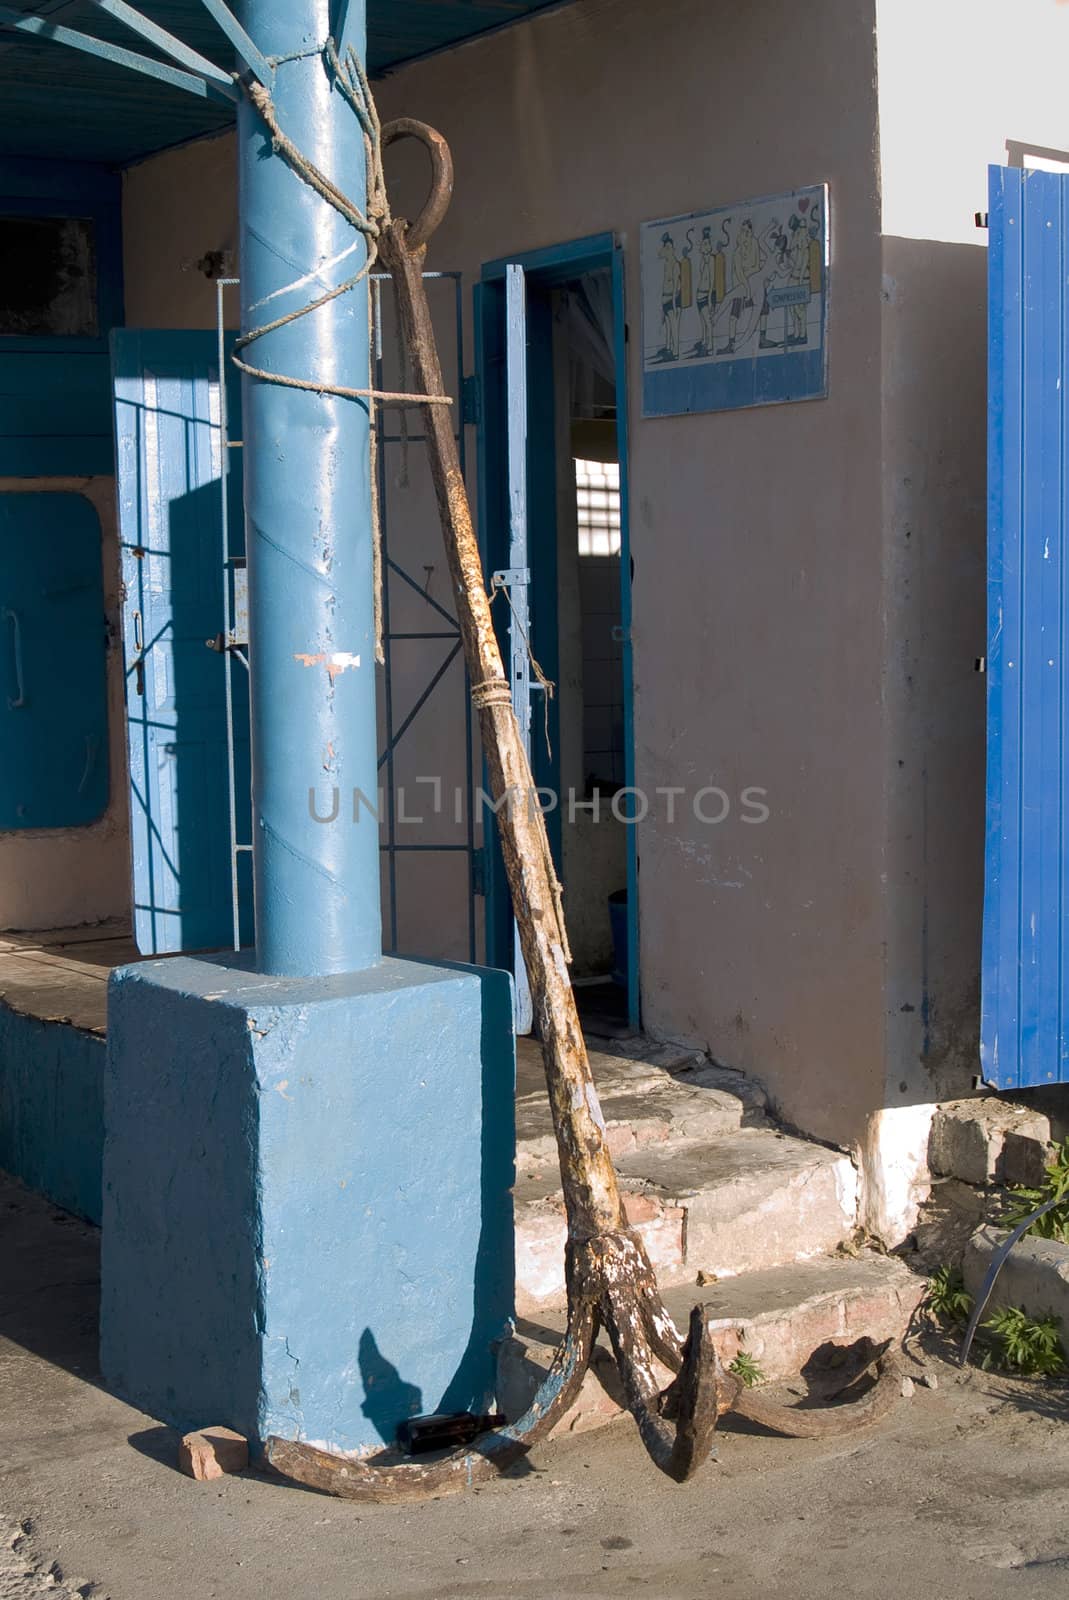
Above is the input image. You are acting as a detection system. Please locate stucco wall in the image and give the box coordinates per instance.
[376,0,886,1147]
[0,477,130,932]
[121,0,889,1154]
[123,133,237,329]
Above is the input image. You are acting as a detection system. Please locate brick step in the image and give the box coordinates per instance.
[515,1126,859,1314]
[514,1037,768,1167]
[497,1253,925,1438]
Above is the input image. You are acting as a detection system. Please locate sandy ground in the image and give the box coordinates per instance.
[3,1174,1069,1600]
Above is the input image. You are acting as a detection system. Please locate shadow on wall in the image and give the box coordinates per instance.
[358,966,517,1444]
[359,1328,422,1441]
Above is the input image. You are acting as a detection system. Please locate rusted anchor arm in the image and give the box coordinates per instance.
[730,1343,902,1438]
[646,1301,902,1441]
[605,1297,727,1482]
[266,1230,729,1499]
[267,1297,599,1503]
[573,1230,730,1483]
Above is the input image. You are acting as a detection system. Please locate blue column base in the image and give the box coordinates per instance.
[100,954,515,1454]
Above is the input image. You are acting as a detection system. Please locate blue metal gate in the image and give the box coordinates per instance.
[113,275,476,962]
[113,329,253,955]
[983,164,1069,1089]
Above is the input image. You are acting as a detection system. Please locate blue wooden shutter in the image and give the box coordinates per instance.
[112,331,251,955]
[983,165,1069,1089]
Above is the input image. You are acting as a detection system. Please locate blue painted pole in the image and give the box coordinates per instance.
[238,0,380,976]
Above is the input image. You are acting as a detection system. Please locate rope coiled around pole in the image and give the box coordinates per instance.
[232,47,452,412]
[234,40,453,658]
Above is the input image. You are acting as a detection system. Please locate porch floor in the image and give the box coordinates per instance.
[0,922,140,1036]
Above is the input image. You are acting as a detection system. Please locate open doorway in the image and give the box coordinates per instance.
[555,279,630,1034]
[477,235,638,1034]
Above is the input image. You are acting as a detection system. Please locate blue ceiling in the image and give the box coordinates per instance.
[0,1,570,167]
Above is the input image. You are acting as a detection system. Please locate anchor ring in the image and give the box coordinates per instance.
[381,118,454,252]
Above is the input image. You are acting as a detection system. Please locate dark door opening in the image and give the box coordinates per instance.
[478,235,638,1035]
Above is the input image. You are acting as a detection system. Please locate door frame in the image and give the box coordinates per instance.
[476,231,639,1030]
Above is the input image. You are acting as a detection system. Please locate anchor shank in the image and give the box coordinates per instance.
[380,211,626,1243]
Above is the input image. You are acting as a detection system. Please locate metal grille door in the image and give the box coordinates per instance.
[114,270,476,963]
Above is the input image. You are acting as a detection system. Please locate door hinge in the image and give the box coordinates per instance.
[492,567,530,589]
[472,846,488,897]
[975,211,989,230]
[462,374,481,426]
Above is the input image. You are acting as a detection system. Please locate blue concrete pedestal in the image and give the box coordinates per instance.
[100,954,515,1454]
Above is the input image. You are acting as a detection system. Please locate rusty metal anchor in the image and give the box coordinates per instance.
[264,118,901,1503]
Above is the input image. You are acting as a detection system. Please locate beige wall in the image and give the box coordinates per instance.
[380,0,889,1146]
[0,478,130,932]
[880,239,987,1101]
[123,133,237,329]
[121,0,891,1154]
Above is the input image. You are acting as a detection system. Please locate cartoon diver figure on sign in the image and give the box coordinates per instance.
[758,229,790,349]
[694,223,728,357]
[785,212,812,345]
[719,216,781,356]
[657,231,682,360]
[757,207,816,350]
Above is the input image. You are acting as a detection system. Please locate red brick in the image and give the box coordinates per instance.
[179,1426,249,1481]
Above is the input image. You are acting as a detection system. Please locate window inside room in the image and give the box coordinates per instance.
[0,216,99,338]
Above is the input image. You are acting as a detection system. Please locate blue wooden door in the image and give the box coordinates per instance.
[112,331,251,955]
[0,492,109,828]
[983,165,1069,1089]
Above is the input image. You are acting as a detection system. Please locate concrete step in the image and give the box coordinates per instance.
[514,1037,767,1167]
[515,1126,859,1313]
[964,1224,1069,1329]
[497,1253,925,1438]
[929,1099,1052,1188]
